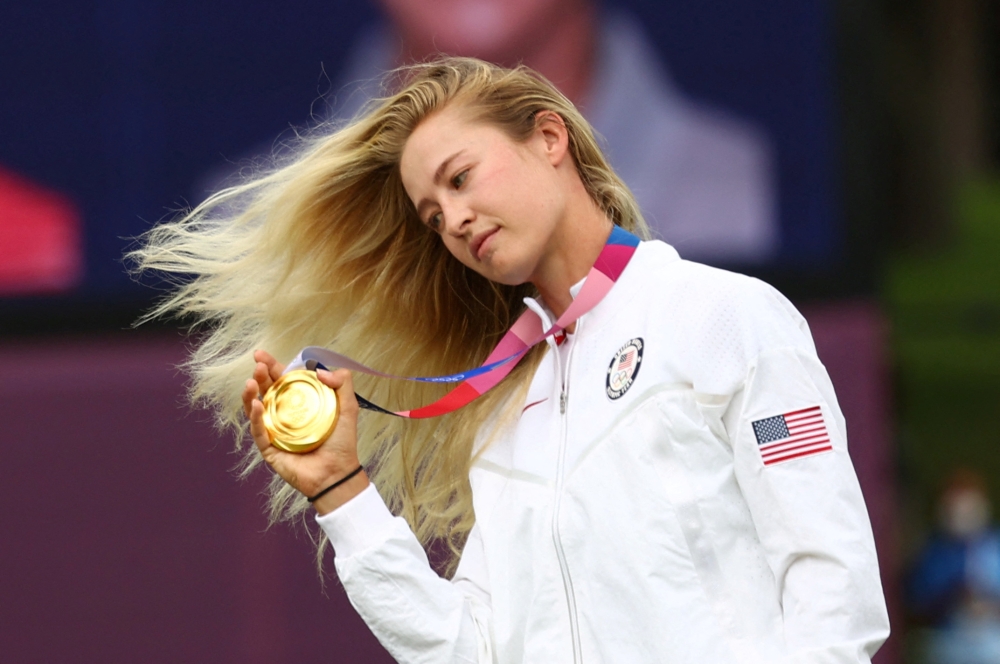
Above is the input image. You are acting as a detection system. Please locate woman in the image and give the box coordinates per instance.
[133,58,888,663]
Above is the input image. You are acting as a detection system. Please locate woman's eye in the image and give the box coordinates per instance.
[451,170,468,189]
[428,212,443,231]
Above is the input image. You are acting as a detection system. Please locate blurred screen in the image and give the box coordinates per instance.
[0,0,839,318]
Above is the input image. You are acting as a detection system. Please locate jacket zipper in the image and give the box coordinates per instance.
[551,320,583,663]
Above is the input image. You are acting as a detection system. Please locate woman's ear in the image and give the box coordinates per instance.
[533,110,570,166]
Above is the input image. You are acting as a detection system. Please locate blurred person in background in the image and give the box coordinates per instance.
[908,468,1000,663]
[326,0,777,263]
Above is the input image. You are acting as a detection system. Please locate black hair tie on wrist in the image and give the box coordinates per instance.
[307,465,365,503]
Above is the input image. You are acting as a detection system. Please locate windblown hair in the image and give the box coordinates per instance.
[130,56,648,574]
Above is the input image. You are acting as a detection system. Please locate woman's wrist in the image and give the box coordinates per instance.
[310,468,370,516]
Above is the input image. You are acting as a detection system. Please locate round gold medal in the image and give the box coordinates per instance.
[261,370,339,454]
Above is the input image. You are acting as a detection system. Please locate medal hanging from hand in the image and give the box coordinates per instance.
[262,226,640,452]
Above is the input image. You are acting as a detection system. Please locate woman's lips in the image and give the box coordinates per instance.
[471,228,499,261]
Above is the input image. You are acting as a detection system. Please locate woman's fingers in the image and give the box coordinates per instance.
[316,368,357,407]
[254,349,285,381]
[242,378,259,418]
[316,368,340,388]
[253,361,274,395]
[243,378,273,454]
[248,398,272,454]
[251,350,287,397]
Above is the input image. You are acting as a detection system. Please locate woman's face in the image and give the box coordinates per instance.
[399,104,569,286]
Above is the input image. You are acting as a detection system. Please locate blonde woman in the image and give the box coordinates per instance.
[133,58,889,663]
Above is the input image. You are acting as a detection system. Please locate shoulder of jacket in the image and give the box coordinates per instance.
[626,241,803,334]
[643,248,777,307]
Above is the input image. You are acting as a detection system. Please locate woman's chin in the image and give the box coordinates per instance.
[460,246,533,286]
[483,259,533,286]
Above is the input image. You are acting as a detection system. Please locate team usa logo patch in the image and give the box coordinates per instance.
[751,406,833,466]
[606,338,643,400]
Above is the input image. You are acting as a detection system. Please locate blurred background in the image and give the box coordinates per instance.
[1,0,997,662]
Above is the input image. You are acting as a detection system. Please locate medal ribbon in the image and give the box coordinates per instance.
[285,225,640,418]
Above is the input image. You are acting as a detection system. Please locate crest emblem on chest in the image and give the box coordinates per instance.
[606,338,644,400]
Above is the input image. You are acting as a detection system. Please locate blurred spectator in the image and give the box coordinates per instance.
[326,0,778,262]
[908,468,1000,663]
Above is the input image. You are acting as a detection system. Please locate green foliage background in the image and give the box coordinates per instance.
[887,178,1000,527]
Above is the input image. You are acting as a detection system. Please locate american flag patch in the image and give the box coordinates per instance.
[751,406,832,466]
[617,349,636,371]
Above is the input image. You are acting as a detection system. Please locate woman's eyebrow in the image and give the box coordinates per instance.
[433,151,465,185]
[416,151,466,218]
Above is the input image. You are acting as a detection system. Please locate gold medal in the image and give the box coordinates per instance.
[261,370,339,454]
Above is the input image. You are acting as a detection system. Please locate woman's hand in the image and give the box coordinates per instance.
[242,349,369,515]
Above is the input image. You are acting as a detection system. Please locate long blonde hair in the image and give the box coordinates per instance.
[130,56,648,573]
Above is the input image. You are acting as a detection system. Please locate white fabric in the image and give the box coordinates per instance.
[316,240,890,664]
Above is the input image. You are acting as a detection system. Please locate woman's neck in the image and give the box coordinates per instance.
[531,201,612,322]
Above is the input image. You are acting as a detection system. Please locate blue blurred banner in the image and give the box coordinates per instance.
[0,0,837,303]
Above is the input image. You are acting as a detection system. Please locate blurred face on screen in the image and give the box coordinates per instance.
[378,0,588,64]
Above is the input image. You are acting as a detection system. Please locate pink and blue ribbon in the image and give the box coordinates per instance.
[286,226,640,418]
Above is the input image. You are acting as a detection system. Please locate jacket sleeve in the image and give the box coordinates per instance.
[316,484,494,664]
[714,287,890,663]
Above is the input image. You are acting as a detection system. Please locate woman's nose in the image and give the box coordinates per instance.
[441,198,474,235]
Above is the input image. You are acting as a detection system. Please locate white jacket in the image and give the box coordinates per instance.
[317,240,890,663]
